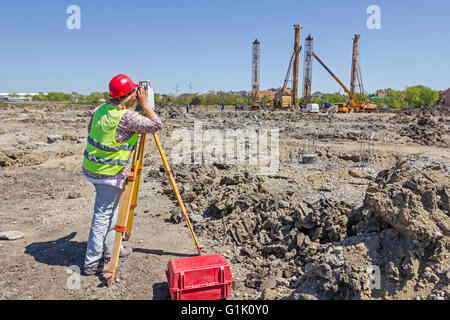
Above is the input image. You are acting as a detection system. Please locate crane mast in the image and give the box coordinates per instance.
[292,24,301,107]
[302,34,314,105]
[278,51,294,99]
[251,39,261,103]
[350,34,360,99]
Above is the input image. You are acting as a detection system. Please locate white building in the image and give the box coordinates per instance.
[0,92,41,102]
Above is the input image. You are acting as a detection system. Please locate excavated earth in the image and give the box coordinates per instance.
[0,102,449,300]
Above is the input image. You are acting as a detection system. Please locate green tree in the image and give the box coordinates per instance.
[406,85,439,108]
[47,92,66,101]
[71,92,79,102]
[322,93,348,104]
[384,88,405,109]
[191,96,201,105]
[87,92,104,103]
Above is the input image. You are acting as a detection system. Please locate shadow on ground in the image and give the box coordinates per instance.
[24,232,86,268]
[152,282,171,300]
[133,248,195,258]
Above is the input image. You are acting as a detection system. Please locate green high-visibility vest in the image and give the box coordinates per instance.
[83,104,138,176]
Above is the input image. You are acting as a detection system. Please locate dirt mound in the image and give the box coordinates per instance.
[399,105,450,117]
[187,156,450,300]
[398,116,448,147]
[365,156,449,244]
[0,150,47,168]
[155,102,184,119]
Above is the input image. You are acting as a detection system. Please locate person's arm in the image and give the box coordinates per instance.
[120,111,162,134]
[120,87,163,134]
[137,87,158,119]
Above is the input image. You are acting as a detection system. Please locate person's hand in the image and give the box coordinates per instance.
[137,87,149,108]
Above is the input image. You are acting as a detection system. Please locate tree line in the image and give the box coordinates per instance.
[26,85,441,109]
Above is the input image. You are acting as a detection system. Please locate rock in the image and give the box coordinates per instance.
[169,209,182,224]
[296,233,311,248]
[47,134,62,144]
[232,279,243,290]
[189,214,203,224]
[292,293,318,300]
[259,276,277,291]
[182,191,197,203]
[348,169,373,180]
[426,273,440,284]
[279,200,290,209]
[261,288,279,300]
[76,138,87,144]
[67,192,81,199]
[0,231,25,240]
[302,153,317,164]
[276,277,290,287]
[364,157,450,244]
[298,201,312,216]
[283,215,294,224]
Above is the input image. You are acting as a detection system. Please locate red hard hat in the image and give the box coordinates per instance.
[109,74,138,98]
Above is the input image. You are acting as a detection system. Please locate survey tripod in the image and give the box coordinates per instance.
[105,91,202,287]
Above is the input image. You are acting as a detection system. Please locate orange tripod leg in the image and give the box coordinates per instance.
[105,135,144,286]
[124,134,146,241]
[152,133,202,255]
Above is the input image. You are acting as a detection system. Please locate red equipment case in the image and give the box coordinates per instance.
[166,254,232,300]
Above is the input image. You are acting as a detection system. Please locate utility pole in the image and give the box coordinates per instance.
[174,84,179,96]
[188,81,193,93]
[292,24,301,108]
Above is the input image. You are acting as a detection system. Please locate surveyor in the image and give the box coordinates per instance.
[82,74,163,276]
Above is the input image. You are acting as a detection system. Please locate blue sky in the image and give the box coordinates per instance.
[0,0,449,95]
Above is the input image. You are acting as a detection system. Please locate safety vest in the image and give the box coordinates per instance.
[83,104,138,176]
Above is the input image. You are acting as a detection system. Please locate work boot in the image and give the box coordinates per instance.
[82,264,103,276]
[104,246,133,260]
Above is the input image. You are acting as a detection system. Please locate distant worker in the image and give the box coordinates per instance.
[186,104,190,113]
[221,102,225,112]
[82,74,163,276]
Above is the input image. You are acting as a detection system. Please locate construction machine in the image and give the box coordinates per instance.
[270,24,301,110]
[251,39,263,110]
[268,51,294,108]
[311,51,377,113]
[302,34,314,106]
[349,35,377,112]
